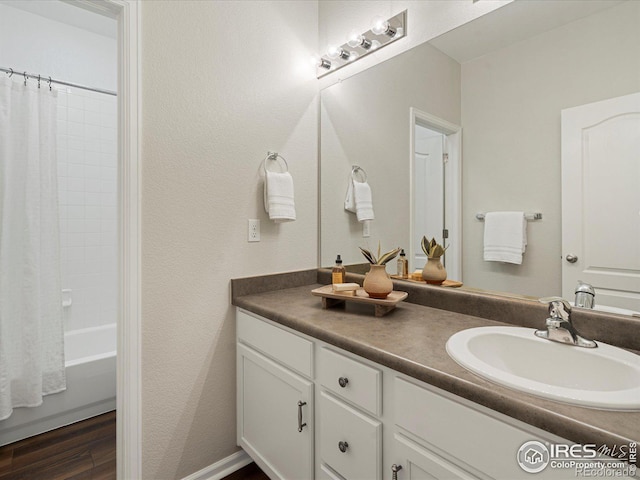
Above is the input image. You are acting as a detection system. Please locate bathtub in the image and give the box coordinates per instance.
[0,324,116,446]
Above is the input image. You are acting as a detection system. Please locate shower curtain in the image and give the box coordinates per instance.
[0,76,65,421]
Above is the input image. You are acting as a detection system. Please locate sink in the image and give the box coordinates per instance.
[446,326,640,410]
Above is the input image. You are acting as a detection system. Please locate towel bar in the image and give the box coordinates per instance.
[476,212,542,221]
[351,165,367,182]
[263,151,288,173]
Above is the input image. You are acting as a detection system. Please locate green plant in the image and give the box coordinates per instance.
[359,243,401,265]
[421,236,448,258]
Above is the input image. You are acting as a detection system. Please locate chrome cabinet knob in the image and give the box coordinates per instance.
[566,254,578,263]
[338,377,349,388]
[338,441,349,453]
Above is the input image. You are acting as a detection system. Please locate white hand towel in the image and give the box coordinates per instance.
[483,211,527,264]
[344,176,375,222]
[264,171,296,222]
[354,181,375,222]
[344,178,356,213]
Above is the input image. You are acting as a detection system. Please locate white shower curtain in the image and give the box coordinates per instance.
[0,76,65,421]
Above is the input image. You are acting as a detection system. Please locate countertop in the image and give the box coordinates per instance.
[232,278,640,451]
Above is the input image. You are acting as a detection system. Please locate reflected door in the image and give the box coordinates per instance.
[561,92,640,311]
[413,125,445,270]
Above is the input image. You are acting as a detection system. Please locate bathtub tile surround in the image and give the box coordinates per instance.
[57,86,118,333]
[231,269,640,451]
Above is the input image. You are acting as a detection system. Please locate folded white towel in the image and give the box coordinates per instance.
[264,171,296,222]
[483,211,527,264]
[344,179,374,222]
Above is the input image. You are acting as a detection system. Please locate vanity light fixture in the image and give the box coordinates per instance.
[313,10,406,78]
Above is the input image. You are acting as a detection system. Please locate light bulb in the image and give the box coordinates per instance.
[310,54,331,69]
[347,30,372,50]
[327,45,350,60]
[371,15,397,37]
[347,31,361,48]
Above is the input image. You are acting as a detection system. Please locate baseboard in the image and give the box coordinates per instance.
[181,450,252,480]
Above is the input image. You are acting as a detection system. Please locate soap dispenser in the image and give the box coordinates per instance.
[332,255,346,285]
[397,249,408,278]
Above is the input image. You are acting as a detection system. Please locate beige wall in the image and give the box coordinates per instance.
[461,0,640,297]
[141,1,318,478]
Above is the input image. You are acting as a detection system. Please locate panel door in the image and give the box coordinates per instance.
[561,92,640,311]
[392,433,478,480]
[237,343,314,480]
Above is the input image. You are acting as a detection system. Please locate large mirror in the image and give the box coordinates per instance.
[319,0,640,310]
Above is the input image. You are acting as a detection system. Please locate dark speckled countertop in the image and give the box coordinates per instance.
[231,269,640,452]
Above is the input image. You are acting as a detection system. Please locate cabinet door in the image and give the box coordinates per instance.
[238,343,314,480]
[392,433,478,480]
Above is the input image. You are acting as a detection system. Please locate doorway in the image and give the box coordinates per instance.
[410,108,461,280]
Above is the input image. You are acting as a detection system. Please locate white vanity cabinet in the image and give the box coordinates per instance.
[237,310,314,479]
[236,308,577,480]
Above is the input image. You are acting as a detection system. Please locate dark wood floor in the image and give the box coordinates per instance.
[0,410,115,480]
[223,462,270,480]
[0,410,270,480]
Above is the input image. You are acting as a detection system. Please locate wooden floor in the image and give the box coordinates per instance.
[0,410,270,480]
[223,462,270,480]
[0,411,115,480]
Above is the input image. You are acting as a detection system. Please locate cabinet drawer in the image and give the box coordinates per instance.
[237,309,313,377]
[320,391,381,480]
[318,347,381,416]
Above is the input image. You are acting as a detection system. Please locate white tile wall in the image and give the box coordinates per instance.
[57,86,117,332]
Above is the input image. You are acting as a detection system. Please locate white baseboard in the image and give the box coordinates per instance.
[181,450,252,480]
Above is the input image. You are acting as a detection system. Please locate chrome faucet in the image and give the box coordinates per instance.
[535,297,597,348]
[575,281,595,309]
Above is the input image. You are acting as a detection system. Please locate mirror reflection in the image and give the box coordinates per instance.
[319,0,640,313]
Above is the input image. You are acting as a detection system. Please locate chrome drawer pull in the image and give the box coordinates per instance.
[297,401,307,432]
[391,464,403,480]
[338,440,349,453]
[338,377,349,388]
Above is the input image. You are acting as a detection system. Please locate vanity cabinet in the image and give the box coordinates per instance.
[237,310,314,479]
[236,308,574,480]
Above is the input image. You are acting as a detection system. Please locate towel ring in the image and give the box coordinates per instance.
[263,151,289,174]
[351,165,367,183]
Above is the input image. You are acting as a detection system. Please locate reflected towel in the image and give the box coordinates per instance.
[264,171,296,222]
[345,179,374,222]
[483,211,527,264]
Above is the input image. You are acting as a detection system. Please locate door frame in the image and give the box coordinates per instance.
[409,108,462,280]
[68,0,142,477]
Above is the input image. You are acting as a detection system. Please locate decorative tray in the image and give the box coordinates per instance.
[390,275,463,288]
[311,285,408,317]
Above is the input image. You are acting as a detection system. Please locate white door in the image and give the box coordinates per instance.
[561,92,640,311]
[237,344,314,480]
[413,125,445,270]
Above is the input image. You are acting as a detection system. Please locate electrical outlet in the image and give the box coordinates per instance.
[248,219,260,242]
[363,220,371,238]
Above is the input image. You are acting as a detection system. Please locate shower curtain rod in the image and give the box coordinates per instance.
[1,66,117,97]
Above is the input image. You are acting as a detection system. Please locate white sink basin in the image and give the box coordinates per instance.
[446,326,640,410]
